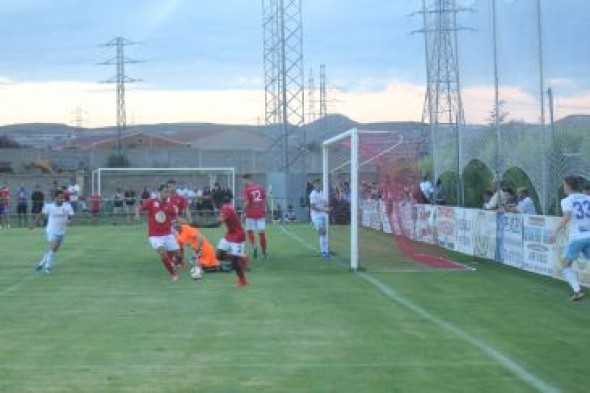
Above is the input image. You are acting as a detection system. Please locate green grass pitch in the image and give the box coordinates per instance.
[1,223,589,393]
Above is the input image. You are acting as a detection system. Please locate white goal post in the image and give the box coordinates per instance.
[91,167,236,197]
[322,128,403,271]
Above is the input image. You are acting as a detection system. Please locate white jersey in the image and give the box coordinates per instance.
[561,193,590,241]
[43,202,74,235]
[309,189,328,220]
[68,184,80,202]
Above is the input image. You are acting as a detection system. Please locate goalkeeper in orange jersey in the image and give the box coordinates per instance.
[176,219,220,271]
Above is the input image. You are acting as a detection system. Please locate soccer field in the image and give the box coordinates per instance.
[1,224,589,393]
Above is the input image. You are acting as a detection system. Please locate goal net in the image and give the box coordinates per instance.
[322,128,468,272]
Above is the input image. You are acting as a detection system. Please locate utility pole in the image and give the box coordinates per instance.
[262,0,305,173]
[100,37,141,158]
[416,0,468,205]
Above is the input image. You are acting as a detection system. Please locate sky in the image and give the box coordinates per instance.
[0,0,588,127]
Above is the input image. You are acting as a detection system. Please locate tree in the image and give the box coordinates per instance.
[106,153,130,168]
[0,135,22,148]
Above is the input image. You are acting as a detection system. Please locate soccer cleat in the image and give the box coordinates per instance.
[252,247,258,259]
[262,253,268,260]
[321,252,331,259]
[35,261,45,272]
[171,274,179,282]
[570,292,585,301]
[42,266,52,275]
[236,277,249,287]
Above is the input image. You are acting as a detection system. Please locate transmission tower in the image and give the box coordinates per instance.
[307,67,316,125]
[319,64,328,119]
[100,37,141,157]
[69,105,86,148]
[418,0,467,203]
[262,0,305,173]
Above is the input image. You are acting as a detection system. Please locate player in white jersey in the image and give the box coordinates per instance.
[309,178,331,258]
[31,189,74,274]
[551,176,589,301]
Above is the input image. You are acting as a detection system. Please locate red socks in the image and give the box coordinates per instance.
[259,232,267,255]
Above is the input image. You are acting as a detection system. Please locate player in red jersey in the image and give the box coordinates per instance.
[241,174,268,259]
[166,180,191,267]
[140,184,182,281]
[216,203,249,286]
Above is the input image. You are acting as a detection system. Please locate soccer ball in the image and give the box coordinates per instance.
[190,265,203,280]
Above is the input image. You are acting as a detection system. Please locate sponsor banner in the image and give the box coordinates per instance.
[361,200,371,228]
[435,206,456,251]
[397,203,415,239]
[389,202,403,236]
[499,212,524,268]
[472,210,497,260]
[370,200,381,231]
[414,204,435,244]
[522,214,558,277]
[455,208,475,255]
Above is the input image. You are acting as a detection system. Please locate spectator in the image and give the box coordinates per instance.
[16,182,28,226]
[482,190,494,209]
[212,183,224,210]
[67,178,81,212]
[507,188,537,215]
[286,204,298,223]
[124,187,137,224]
[504,188,518,209]
[273,204,283,223]
[112,188,124,224]
[0,184,10,228]
[140,186,151,203]
[31,184,45,218]
[88,194,102,225]
[433,179,446,205]
[484,180,506,211]
[419,175,434,202]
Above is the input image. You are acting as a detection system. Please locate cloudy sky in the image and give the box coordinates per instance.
[0,0,587,127]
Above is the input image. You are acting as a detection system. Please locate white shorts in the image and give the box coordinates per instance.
[148,234,180,251]
[217,238,246,257]
[46,232,65,244]
[311,214,328,232]
[245,218,266,231]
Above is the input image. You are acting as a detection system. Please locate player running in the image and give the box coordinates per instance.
[217,203,249,286]
[241,174,268,259]
[552,175,589,301]
[32,189,74,274]
[167,180,191,267]
[140,184,182,282]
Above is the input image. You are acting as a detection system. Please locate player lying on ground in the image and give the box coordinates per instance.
[176,218,223,271]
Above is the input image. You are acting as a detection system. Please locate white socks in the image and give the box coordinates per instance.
[562,267,581,293]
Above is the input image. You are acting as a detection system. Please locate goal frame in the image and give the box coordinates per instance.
[91,167,236,197]
[322,128,403,271]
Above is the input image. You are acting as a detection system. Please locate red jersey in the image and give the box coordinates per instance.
[141,198,175,236]
[0,188,10,206]
[242,183,266,219]
[88,194,102,213]
[220,203,245,242]
[168,193,188,222]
